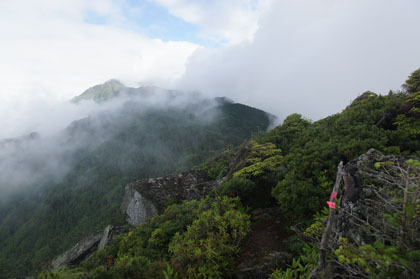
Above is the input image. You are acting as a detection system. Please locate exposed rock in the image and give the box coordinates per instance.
[98,225,114,250]
[49,170,218,269]
[121,170,218,226]
[122,188,158,227]
[51,232,102,269]
[51,225,123,269]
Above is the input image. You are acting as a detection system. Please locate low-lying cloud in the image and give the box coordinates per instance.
[174,0,420,120]
[0,86,221,200]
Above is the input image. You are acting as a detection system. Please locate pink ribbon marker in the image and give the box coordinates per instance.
[327,201,336,209]
[330,191,338,200]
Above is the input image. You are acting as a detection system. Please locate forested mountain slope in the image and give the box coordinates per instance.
[0,83,271,277]
[4,68,420,278]
[40,68,420,279]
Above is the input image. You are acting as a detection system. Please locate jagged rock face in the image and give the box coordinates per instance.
[121,170,218,226]
[51,225,123,269]
[122,188,158,227]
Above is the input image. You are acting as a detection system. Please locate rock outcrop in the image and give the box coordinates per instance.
[121,170,218,226]
[51,225,123,269]
[121,187,159,227]
[49,170,218,269]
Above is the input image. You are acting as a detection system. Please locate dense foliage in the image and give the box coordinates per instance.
[38,197,250,279]
[206,68,420,278]
[269,90,419,219]
[204,83,420,222]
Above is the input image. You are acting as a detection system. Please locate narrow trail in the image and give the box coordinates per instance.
[234,207,289,279]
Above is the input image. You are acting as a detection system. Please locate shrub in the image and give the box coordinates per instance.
[219,177,256,205]
[169,197,250,278]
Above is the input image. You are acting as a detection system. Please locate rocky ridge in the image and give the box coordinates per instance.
[121,170,219,226]
[49,169,219,269]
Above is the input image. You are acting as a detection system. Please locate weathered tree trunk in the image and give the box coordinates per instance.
[315,161,344,275]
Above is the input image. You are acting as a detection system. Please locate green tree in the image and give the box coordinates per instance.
[402,68,420,94]
[395,93,420,136]
[395,68,420,136]
[233,140,282,179]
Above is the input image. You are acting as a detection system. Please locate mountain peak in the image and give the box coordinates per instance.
[103,79,124,87]
[72,79,125,103]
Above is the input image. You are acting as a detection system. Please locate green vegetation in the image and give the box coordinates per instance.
[216,68,420,277]
[270,244,318,279]
[395,86,420,136]
[267,67,420,277]
[331,158,420,278]
[4,68,420,278]
[39,197,249,279]
[232,140,282,179]
[270,90,419,220]
[269,157,420,278]
[0,101,269,277]
[196,146,237,180]
[218,177,256,206]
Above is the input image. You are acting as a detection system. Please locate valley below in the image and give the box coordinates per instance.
[1,70,420,279]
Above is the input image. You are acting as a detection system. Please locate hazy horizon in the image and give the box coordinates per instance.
[1,0,420,138]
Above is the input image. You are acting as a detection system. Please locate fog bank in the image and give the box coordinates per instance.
[174,0,420,120]
[0,86,220,200]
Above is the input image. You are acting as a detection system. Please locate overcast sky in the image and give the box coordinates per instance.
[1,0,420,137]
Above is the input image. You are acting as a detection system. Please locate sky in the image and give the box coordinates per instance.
[1,0,420,137]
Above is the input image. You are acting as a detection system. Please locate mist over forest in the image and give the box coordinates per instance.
[2,1,420,278]
[0,80,272,276]
[0,82,227,199]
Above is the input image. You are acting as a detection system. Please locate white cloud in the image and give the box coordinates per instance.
[0,0,198,138]
[153,0,273,44]
[2,0,420,138]
[175,0,420,121]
